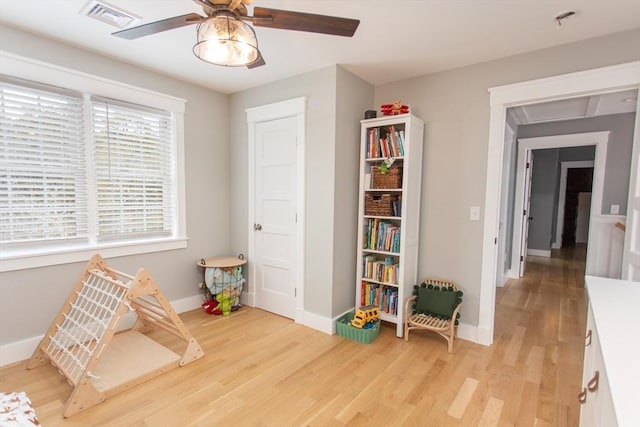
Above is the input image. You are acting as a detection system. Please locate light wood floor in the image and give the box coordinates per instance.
[1,250,587,426]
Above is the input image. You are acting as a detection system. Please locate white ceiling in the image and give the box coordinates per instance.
[1,1,639,95]
[510,89,638,125]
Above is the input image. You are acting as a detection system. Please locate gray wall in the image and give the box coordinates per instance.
[0,25,229,345]
[228,65,372,319]
[528,149,560,252]
[374,28,640,326]
[518,113,636,215]
[332,67,374,317]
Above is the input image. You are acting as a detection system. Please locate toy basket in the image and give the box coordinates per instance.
[336,311,381,344]
[372,166,402,189]
[365,193,395,216]
[197,255,247,315]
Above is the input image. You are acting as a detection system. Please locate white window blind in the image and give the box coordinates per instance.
[91,97,175,241]
[0,77,87,246]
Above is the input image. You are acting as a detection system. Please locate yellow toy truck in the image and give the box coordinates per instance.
[350,305,380,329]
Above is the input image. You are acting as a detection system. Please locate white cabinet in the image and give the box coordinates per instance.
[355,114,424,337]
[581,276,640,427]
[579,303,617,427]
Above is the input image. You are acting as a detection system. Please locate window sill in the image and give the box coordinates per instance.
[0,237,189,272]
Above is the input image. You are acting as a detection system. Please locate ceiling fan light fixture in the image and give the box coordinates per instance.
[193,14,259,67]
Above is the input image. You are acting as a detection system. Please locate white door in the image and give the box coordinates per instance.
[518,150,534,277]
[496,123,515,287]
[254,116,297,318]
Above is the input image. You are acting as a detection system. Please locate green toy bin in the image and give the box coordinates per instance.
[336,311,381,344]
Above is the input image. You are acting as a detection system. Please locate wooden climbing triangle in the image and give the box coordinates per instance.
[26,254,204,417]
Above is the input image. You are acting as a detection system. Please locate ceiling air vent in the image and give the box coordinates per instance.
[81,0,140,29]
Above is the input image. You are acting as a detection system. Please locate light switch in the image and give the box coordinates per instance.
[611,204,620,214]
[470,206,481,221]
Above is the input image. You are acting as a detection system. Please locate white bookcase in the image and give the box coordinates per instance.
[356,113,424,337]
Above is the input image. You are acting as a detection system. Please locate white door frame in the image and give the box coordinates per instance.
[621,94,640,280]
[246,97,307,321]
[554,160,595,249]
[479,61,640,346]
[511,133,607,278]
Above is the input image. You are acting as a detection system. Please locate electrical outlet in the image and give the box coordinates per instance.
[611,204,620,215]
[470,206,481,221]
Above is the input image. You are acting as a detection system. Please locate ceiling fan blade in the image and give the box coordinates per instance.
[252,7,359,37]
[247,52,266,69]
[112,13,203,40]
[192,0,214,14]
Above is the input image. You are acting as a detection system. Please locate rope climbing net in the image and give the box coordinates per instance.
[45,269,129,385]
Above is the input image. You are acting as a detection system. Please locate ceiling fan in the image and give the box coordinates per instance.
[112,0,360,69]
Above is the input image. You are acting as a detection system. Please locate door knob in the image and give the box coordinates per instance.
[254,223,262,231]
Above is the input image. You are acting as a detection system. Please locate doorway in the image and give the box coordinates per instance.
[510,133,607,280]
[554,161,595,249]
[562,167,594,248]
[478,61,640,346]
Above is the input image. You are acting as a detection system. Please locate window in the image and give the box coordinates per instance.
[91,97,175,242]
[0,61,186,272]
[1,77,87,247]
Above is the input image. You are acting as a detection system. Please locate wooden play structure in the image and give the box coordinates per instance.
[26,254,204,417]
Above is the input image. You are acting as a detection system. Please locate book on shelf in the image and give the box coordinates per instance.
[380,286,399,315]
[388,126,400,157]
[397,130,405,156]
[362,255,399,284]
[392,195,402,217]
[367,128,381,158]
[388,289,398,315]
[359,281,398,314]
[367,126,406,160]
[360,281,380,307]
[365,218,401,253]
[381,137,390,158]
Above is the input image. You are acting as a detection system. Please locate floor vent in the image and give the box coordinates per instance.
[81,0,140,29]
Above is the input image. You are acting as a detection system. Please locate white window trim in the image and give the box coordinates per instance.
[0,51,188,272]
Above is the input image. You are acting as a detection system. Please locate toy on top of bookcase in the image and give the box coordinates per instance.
[351,305,380,329]
[380,100,409,116]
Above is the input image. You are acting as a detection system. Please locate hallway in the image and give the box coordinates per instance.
[493,245,587,425]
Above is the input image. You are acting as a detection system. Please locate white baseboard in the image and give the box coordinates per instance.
[473,324,493,346]
[171,294,205,313]
[496,276,509,287]
[552,241,562,249]
[240,291,255,307]
[0,336,42,368]
[527,248,551,257]
[506,268,520,279]
[297,310,335,334]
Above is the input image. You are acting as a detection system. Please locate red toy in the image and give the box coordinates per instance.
[381,100,409,116]
[201,299,222,315]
